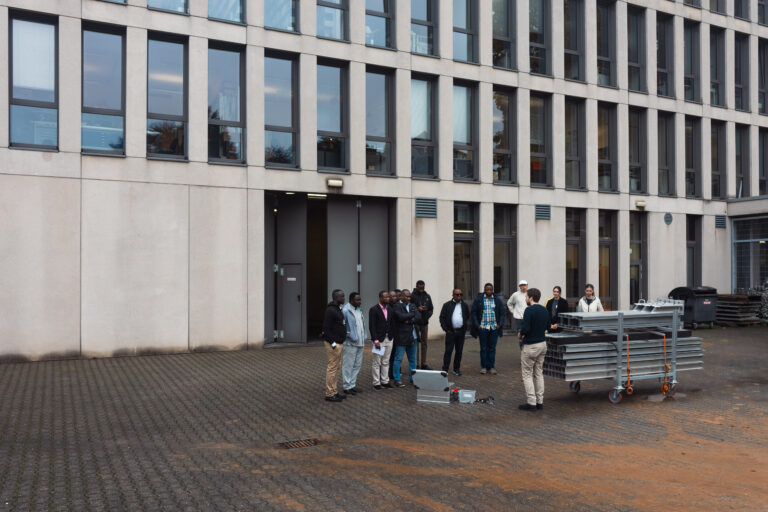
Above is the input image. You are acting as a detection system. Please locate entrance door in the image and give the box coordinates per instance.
[279,264,303,342]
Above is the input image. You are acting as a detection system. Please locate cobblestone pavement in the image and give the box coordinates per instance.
[0,327,766,511]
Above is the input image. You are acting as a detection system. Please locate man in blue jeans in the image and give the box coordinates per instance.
[471,283,505,375]
[391,289,420,387]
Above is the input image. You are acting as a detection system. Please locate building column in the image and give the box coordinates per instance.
[645,9,657,96]
[298,0,316,36]
[673,15,685,103]
[395,67,411,179]
[126,27,148,158]
[438,74,454,181]
[59,15,81,155]
[348,61,366,174]
[584,0,597,85]
[674,112,686,197]
[299,53,317,172]
[726,121,736,198]
[0,7,9,148]
[438,0,453,60]
[616,209,630,310]
[479,201,494,289]
[188,36,208,164]
[246,44,264,168]
[477,0,492,67]
[551,93,565,190]
[615,1,628,91]
[585,208,600,293]
[616,103,629,194]
[647,109,659,195]
[585,99,598,191]
[516,87,530,187]
[551,0,564,79]
[396,197,413,289]
[247,188,265,348]
[701,117,713,201]
[478,81,493,183]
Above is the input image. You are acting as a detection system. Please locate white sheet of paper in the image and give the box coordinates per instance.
[371,344,386,356]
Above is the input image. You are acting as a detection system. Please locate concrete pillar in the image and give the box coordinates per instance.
[551,0,564,79]
[188,36,208,163]
[725,28,734,110]
[616,209,630,310]
[616,103,629,194]
[700,20,710,106]
[615,1,628,91]
[59,16,81,155]
[552,93,565,189]
[673,15,684,101]
[189,0,206,17]
[396,197,414,288]
[584,0,597,85]
[439,0,453,60]
[395,67,411,178]
[299,53,317,171]
[750,124,760,197]
[246,44,264,167]
[726,121,736,198]
[675,112,686,197]
[438,74,454,181]
[701,117,712,201]
[478,81,493,183]
[394,0,410,52]
[478,0,492,67]
[585,99,598,191]
[0,7,10,148]
[585,207,600,292]
[349,0,365,45]
[299,0,316,36]
[126,27,148,158]
[348,60,366,174]
[647,109,659,195]
[247,188,266,347]
[516,87,530,187]
[645,8,657,96]
[479,201,494,288]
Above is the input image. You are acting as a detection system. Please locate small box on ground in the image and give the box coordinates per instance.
[458,390,476,403]
[411,370,454,404]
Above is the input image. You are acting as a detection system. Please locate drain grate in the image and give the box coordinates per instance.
[278,438,320,449]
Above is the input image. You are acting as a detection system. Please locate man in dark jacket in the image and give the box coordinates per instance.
[411,280,434,369]
[544,285,570,333]
[322,289,347,402]
[369,290,393,389]
[391,289,420,387]
[518,287,549,411]
[471,283,506,375]
[439,289,470,375]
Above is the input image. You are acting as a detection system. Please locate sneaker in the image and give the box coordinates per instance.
[489,368,498,375]
[394,380,405,388]
[325,395,343,402]
[536,403,543,410]
[480,368,487,375]
[381,382,393,388]
[343,389,356,395]
[336,393,347,400]
[518,403,537,412]
[453,369,463,376]
[373,385,382,390]
[352,387,364,393]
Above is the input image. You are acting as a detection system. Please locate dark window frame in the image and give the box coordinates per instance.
[565,208,586,308]
[735,32,750,112]
[264,50,299,168]
[711,120,726,200]
[147,0,188,15]
[627,6,645,92]
[684,116,701,198]
[598,209,618,311]
[564,96,586,190]
[760,0,767,25]
[453,80,478,182]
[657,14,675,98]
[684,21,700,103]
[365,65,395,176]
[453,0,478,63]
[529,92,551,187]
[411,73,437,178]
[207,41,246,164]
[493,203,517,308]
[710,27,725,107]
[492,0,516,70]
[686,215,702,288]
[208,0,246,24]
[264,0,298,33]
[735,123,750,198]
[760,128,768,195]
[454,202,479,305]
[628,107,647,194]
[684,0,701,7]
[411,0,437,56]
[710,0,725,14]
[529,0,551,76]
[147,31,189,160]
[317,0,349,42]
[597,101,617,192]
[365,0,393,49]
[759,38,768,114]
[596,0,616,88]
[563,0,584,82]
[317,58,348,172]
[492,86,516,185]
[657,111,676,196]
[9,10,59,151]
[734,0,749,20]
[629,211,648,305]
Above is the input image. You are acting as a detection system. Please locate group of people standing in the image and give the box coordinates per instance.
[321,279,607,410]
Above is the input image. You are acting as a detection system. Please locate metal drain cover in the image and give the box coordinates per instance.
[278,438,320,449]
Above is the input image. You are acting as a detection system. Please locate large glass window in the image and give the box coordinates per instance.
[564,97,584,189]
[493,0,515,69]
[598,210,616,311]
[711,121,725,199]
[317,0,347,41]
[366,69,393,175]
[760,39,768,114]
[685,116,701,198]
[686,215,702,288]
[412,76,436,177]
[684,22,700,102]
[627,6,645,92]
[566,208,585,308]
[494,204,517,310]
[148,0,187,13]
[563,0,583,81]
[710,0,725,14]
[596,1,615,87]
[733,218,768,289]
[366,0,392,48]
[530,94,550,186]
[10,14,58,149]
[492,88,516,184]
[760,0,767,24]
[736,124,750,198]
[629,212,647,305]
[265,0,297,31]
[147,35,187,158]
[735,33,750,111]
[658,111,675,196]
[209,0,243,23]
[454,83,476,180]
[317,62,347,171]
[208,45,244,162]
[597,102,616,191]
[734,0,749,20]
[657,15,674,98]
[265,54,297,167]
[453,0,477,62]
[454,203,477,299]
[628,107,646,193]
[411,0,436,55]
[529,0,550,75]
[82,25,124,155]
[710,28,725,107]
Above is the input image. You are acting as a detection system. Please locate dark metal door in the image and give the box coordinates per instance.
[279,264,303,342]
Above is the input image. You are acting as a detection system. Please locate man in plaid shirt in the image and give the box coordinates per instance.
[471,283,506,375]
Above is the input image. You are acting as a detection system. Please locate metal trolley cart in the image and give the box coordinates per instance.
[545,306,704,403]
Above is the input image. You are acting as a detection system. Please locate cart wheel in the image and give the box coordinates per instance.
[626,386,634,395]
[691,322,698,330]
[569,381,581,393]
[608,390,623,404]
[667,384,677,397]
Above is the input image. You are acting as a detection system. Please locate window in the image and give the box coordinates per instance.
[529,0,550,75]
[686,215,702,288]
[735,33,750,111]
[493,0,515,69]
[710,0,725,14]
[761,129,768,195]
[684,22,700,102]
[684,0,700,6]
[564,97,585,189]
[209,0,243,23]
[265,0,297,31]
[736,124,750,198]
[760,39,768,114]
[82,25,124,155]
[563,0,583,81]
[629,212,647,305]
[494,204,517,302]
[453,0,477,62]
[264,54,297,167]
[657,15,674,98]
[734,0,749,20]
[317,62,347,171]
[454,203,478,299]
[9,13,58,149]
[627,7,645,92]
[148,0,187,13]
[366,0,392,48]
[492,88,516,184]
[658,111,675,196]
[733,218,768,289]
[530,94,550,186]
[453,83,477,180]
[711,121,726,199]
[208,44,244,162]
[760,0,767,24]
[412,76,436,177]
[597,102,616,191]
[628,108,646,194]
[596,1,615,87]
[685,116,701,198]
[411,0,436,55]
[566,208,586,308]
[147,35,187,158]
[317,0,347,41]
[710,27,725,107]
[598,210,617,311]
[366,68,393,175]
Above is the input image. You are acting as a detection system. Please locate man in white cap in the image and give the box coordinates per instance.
[507,280,529,334]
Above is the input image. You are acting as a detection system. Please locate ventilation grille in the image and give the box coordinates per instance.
[278,439,320,449]
[534,204,551,220]
[715,215,726,229]
[415,197,438,218]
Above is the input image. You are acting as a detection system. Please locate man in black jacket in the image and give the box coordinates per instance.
[391,289,420,387]
[369,290,393,389]
[439,289,470,375]
[322,289,347,402]
[411,280,434,369]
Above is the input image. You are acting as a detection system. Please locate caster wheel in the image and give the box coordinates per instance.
[626,386,634,396]
[667,384,677,397]
[609,390,623,404]
[569,381,581,393]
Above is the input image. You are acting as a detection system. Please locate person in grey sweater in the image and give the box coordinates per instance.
[341,292,366,395]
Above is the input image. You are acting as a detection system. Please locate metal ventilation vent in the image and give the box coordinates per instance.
[415,197,437,218]
[715,215,726,229]
[534,204,551,220]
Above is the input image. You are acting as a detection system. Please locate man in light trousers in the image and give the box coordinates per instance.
[342,292,366,395]
[517,287,549,411]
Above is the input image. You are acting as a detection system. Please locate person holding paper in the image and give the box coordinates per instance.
[369,290,393,390]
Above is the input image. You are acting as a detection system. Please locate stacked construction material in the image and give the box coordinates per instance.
[716,295,761,326]
[544,330,703,382]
